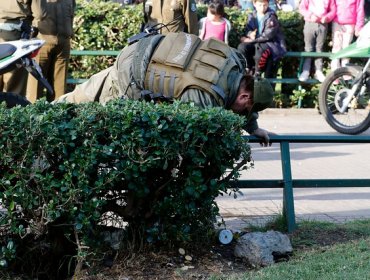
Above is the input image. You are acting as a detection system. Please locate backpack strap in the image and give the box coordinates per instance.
[130,34,164,91]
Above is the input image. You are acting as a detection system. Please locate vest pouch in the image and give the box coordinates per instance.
[193,51,228,72]
[150,33,201,69]
[193,63,219,84]
[199,38,231,58]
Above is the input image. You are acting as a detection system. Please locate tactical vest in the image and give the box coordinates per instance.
[130,32,246,108]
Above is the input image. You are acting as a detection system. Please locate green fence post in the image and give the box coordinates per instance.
[280,141,296,232]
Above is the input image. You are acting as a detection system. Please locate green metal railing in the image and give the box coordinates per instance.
[68,50,370,85]
[234,135,370,232]
[68,50,120,85]
[67,51,370,232]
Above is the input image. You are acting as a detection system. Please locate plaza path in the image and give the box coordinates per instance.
[216,109,370,230]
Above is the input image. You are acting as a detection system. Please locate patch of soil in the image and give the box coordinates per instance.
[289,226,366,249]
[79,241,251,280]
[75,226,368,279]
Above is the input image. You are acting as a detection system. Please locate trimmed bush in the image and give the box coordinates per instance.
[0,100,251,276]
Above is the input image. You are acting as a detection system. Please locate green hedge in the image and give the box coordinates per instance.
[70,0,305,80]
[0,100,251,277]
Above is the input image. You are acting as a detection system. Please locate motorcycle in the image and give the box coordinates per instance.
[318,34,370,135]
[0,38,53,108]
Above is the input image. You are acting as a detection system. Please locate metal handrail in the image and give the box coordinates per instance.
[234,135,370,232]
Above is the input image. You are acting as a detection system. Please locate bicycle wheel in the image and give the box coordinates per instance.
[0,92,31,108]
[319,66,370,135]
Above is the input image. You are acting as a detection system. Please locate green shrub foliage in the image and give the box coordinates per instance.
[70,1,304,80]
[0,100,250,270]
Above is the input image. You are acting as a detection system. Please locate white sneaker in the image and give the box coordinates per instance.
[298,70,310,82]
[314,70,326,83]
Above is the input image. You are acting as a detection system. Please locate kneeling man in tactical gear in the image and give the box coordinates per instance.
[58,32,275,145]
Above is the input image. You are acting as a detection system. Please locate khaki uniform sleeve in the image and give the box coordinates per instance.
[182,0,198,35]
[56,67,114,104]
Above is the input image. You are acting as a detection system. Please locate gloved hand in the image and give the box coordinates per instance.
[20,21,32,39]
[20,21,39,39]
[30,26,39,38]
[251,127,274,147]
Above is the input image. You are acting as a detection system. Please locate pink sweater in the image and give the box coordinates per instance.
[334,0,365,35]
[299,0,337,23]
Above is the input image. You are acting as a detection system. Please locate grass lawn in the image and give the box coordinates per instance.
[212,219,370,280]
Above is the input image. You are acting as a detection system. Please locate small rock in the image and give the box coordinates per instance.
[185,255,192,261]
[234,230,293,267]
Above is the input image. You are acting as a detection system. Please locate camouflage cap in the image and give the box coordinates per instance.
[250,78,274,112]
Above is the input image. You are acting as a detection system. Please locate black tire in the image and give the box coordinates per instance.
[319,66,370,135]
[0,92,31,108]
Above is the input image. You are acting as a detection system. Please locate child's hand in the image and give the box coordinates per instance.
[241,36,253,43]
[249,29,257,40]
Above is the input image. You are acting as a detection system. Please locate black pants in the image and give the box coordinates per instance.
[237,42,278,78]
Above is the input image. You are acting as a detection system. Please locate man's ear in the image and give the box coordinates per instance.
[237,91,252,103]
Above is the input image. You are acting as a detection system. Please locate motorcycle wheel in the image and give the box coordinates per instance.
[0,92,31,108]
[319,66,370,135]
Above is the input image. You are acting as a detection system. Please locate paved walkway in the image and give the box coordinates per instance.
[216,109,370,231]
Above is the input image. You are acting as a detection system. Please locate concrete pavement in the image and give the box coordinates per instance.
[216,109,370,231]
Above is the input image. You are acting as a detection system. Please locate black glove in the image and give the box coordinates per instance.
[20,21,32,39]
[20,21,39,39]
[30,26,39,38]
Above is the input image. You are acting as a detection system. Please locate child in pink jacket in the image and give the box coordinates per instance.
[331,0,365,71]
[298,0,336,83]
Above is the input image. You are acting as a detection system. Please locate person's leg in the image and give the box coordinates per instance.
[0,29,28,95]
[330,22,343,71]
[2,68,28,96]
[299,22,315,81]
[237,42,255,70]
[314,23,328,72]
[264,57,278,79]
[27,41,53,103]
[51,38,70,101]
[254,43,271,75]
[340,24,355,67]
[313,23,328,82]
